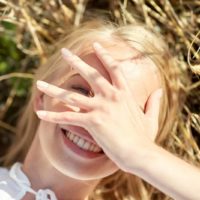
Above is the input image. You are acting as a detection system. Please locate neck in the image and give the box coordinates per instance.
[22,134,100,200]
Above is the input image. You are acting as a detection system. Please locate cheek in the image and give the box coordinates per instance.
[129,81,148,109]
[122,65,161,109]
[43,95,81,113]
[43,96,68,112]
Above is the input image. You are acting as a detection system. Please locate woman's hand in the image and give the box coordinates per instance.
[36,42,162,172]
[36,43,200,200]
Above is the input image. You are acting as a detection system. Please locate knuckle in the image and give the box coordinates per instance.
[88,71,98,80]
[89,113,103,127]
[74,59,81,66]
[110,90,122,102]
[110,61,118,69]
[62,113,70,121]
[102,52,110,58]
[57,91,66,99]
[72,54,78,61]
[68,93,79,101]
[70,55,80,65]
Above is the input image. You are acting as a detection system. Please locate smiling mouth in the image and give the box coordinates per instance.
[61,128,104,154]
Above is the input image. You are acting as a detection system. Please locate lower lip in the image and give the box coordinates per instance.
[60,128,104,159]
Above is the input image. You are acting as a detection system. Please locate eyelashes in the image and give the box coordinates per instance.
[71,85,93,97]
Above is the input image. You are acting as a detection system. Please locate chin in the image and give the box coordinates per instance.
[52,159,119,181]
[39,122,119,181]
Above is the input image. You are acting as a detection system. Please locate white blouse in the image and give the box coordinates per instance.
[0,163,57,200]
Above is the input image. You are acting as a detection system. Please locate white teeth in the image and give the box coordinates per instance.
[67,132,70,137]
[69,133,74,141]
[82,141,90,150]
[77,138,85,147]
[73,136,79,143]
[62,129,102,153]
[94,146,101,152]
[89,144,95,152]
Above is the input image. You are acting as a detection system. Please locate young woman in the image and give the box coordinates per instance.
[1,20,199,200]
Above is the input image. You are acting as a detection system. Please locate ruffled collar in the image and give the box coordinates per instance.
[9,163,58,200]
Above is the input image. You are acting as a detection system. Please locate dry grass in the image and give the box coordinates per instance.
[0,0,200,199]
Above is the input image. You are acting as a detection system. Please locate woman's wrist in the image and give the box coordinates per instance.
[126,142,200,200]
[125,142,161,174]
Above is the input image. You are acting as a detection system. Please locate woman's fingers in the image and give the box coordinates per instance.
[93,42,128,90]
[61,48,114,96]
[36,80,96,110]
[36,110,88,127]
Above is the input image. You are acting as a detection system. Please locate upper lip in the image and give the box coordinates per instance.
[59,125,99,146]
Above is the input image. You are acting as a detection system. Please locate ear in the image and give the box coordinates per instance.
[33,91,44,112]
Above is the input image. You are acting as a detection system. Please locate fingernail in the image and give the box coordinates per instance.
[37,80,49,89]
[93,42,101,49]
[61,48,72,57]
[36,111,47,118]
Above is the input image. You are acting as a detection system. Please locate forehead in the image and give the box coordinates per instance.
[79,41,158,83]
[75,42,142,80]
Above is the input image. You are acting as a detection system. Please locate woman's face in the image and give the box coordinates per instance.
[37,41,160,180]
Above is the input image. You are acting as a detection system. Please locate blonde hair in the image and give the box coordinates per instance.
[2,20,182,199]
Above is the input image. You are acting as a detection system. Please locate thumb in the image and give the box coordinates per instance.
[145,88,163,126]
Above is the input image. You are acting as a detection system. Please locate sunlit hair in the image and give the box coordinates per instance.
[2,20,182,199]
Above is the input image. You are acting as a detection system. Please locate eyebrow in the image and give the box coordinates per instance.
[69,73,86,81]
[71,73,80,78]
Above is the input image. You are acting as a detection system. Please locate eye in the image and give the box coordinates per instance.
[71,85,93,96]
